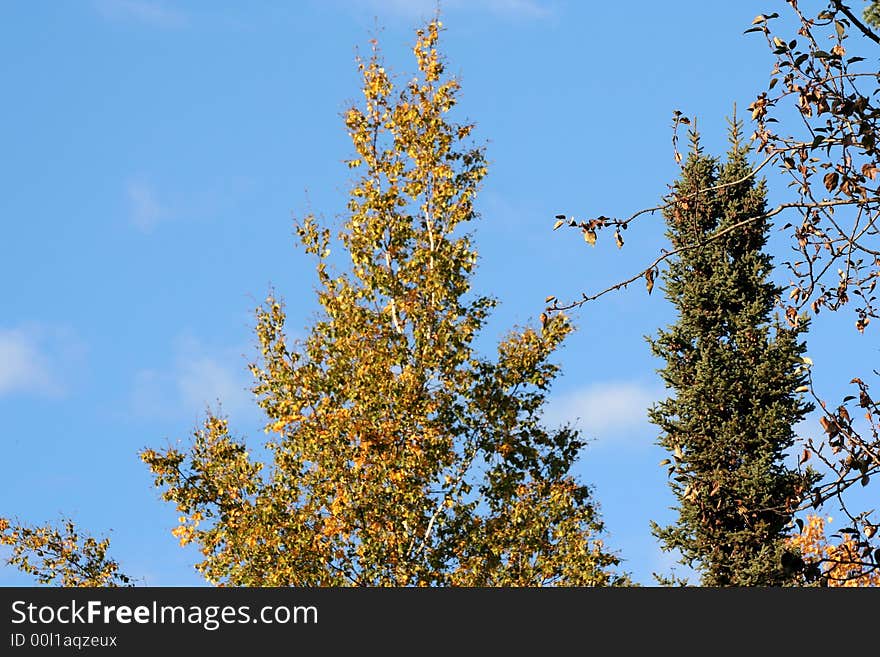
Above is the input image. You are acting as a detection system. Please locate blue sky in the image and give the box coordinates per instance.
[2,0,874,586]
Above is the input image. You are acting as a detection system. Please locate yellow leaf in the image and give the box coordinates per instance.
[583,229,597,246]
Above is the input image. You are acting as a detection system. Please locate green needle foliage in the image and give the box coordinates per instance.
[864,1,880,28]
[141,20,625,586]
[649,121,820,586]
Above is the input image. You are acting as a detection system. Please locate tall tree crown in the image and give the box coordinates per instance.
[141,19,624,587]
[649,122,818,586]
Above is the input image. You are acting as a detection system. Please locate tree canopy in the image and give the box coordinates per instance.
[139,19,625,587]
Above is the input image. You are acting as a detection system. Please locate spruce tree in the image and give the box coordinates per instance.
[649,121,818,586]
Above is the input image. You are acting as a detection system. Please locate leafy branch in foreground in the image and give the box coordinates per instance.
[0,517,132,587]
[788,513,880,585]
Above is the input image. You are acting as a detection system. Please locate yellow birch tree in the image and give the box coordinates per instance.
[140,20,626,586]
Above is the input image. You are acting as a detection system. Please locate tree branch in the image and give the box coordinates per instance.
[832,0,880,44]
[550,198,860,312]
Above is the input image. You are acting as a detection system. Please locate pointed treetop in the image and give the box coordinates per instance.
[688,120,702,157]
[726,103,747,159]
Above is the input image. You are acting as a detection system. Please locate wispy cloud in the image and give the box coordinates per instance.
[175,351,251,416]
[544,381,662,440]
[124,174,256,233]
[0,325,85,398]
[344,0,552,20]
[477,0,550,18]
[0,328,54,396]
[94,0,187,28]
[131,336,254,420]
[126,178,168,232]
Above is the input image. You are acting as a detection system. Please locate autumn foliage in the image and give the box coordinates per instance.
[789,514,880,586]
[6,6,880,589]
[0,517,131,587]
[140,20,625,586]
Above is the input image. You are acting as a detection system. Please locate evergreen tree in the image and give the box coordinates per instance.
[141,20,625,586]
[649,122,818,586]
[865,0,880,28]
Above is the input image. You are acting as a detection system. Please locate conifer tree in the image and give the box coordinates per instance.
[141,20,624,586]
[649,121,818,586]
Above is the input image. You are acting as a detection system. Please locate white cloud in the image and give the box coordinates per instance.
[176,353,250,415]
[0,329,54,396]
[126,178,167,232]
[124,175,255,233]
[131,336,253,420]
[0,325,85,398]
[477,0,550,18]
[344,0,552,20]
[544,381,662,439]
[94,0,187,28]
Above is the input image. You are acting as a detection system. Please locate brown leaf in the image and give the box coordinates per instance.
[823,171,839,192]
[645,268,655,295]
[819,416,839,438]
